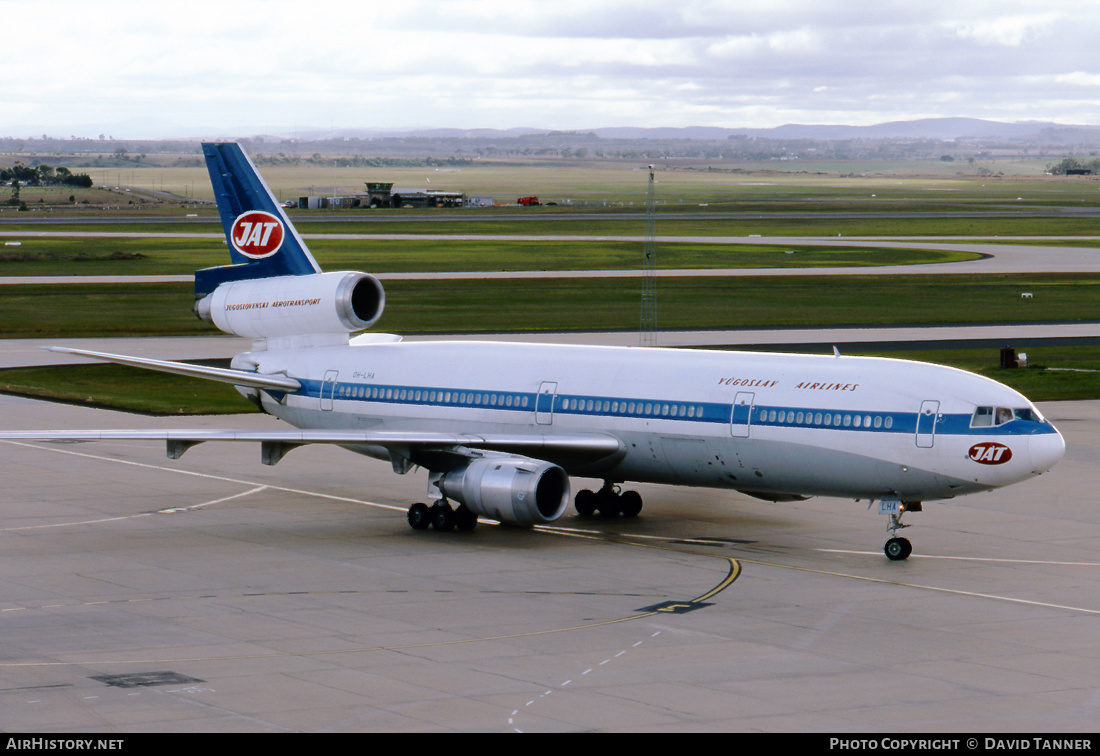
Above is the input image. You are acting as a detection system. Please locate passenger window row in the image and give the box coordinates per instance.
[560,397,705,418]
[758,408,894,429]
[336,384,531,408]
[332,385,905,430]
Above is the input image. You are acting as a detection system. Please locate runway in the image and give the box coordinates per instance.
[2,392,1099,732]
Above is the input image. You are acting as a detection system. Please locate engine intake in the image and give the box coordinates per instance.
[196,271,385,339]
[439,456,570,526]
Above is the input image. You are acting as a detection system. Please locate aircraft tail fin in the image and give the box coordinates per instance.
[193,143,386,343]
[196,143,322,297]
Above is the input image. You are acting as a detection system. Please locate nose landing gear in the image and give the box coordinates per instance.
[883,500,921,561]
[884,536,912,561]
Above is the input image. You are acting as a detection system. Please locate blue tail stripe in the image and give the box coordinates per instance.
[196,143,321,296]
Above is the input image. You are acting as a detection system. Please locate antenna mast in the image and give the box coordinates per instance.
[640,165,658,346]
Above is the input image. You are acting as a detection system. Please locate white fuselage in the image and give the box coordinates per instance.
[239,338,1065,503]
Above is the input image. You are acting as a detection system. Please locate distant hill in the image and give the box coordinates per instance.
[7,117,1097,144]
[343,118,1100,145]
[6,118,1100,163]
[592,119,1087,142]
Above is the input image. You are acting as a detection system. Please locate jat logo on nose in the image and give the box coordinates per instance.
[968,442,1013,465]
[230,211,284,259]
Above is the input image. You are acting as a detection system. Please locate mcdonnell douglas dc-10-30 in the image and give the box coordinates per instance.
[1,143,1065,560]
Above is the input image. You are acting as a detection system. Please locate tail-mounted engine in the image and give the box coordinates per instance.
[438,456,570,526]
[195,271,385,340]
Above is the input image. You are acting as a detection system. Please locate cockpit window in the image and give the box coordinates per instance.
[971,406,1044,427]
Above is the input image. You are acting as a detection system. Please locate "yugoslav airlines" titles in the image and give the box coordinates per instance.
[717,377,861,392]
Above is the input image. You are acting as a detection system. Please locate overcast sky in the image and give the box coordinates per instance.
[6,0,1099,138]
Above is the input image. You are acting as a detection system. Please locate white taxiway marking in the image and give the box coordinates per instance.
[0,439,405,521]
[816,548,1100,567]
[0,485,270,531]
[510,630,661,732]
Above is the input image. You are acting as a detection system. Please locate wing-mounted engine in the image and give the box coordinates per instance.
[195,271,385,341]
[437,456,571,526]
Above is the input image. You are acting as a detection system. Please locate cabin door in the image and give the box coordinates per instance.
[536,381,558,425]
[320,370,339,411]
[730,392,755,437]
[916,400,940,448]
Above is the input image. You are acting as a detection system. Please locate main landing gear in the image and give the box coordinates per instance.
[407,501,477,532]
[574,481,643,519]
[883,501,922,561]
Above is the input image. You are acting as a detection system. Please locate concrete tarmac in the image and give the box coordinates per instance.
[1,392,1098,732]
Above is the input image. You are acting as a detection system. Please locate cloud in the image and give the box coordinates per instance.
[949,12,1059,47]
[2,0,1098,136]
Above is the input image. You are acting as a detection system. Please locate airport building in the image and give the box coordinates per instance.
[385,188,466,208]
[295,181,470,209]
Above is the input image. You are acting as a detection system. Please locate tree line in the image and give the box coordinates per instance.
[1,162,94,187]
[1047,157,1100,175]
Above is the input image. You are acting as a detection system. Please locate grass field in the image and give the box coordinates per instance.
[379,274,1100,333]
[0,236,979,276]
[0,273,1096,338]
[5,210,1099,238]
[0,363,252,415]
[879,346,1100,402]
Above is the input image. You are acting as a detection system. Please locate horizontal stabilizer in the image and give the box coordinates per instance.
[44,347,301,391]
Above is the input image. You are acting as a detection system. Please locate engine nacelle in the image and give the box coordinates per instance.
[439,457,570,526]
[195,271,385,339]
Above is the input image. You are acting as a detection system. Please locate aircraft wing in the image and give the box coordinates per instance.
[0,429,624,469]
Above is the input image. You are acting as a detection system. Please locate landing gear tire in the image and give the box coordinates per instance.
[454,505,477,532]
[884,537,912,561]
[409,501,476,533]
[598,496,622,518]
[431,503,455,532]
[575,489,598,517]
[408,502,432,531]
[575,483,644,519]
[619,490,643,518]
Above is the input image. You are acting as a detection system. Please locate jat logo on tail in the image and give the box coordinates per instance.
[968,442,1013,465]
[230,211,285,259]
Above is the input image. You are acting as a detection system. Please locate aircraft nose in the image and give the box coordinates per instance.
[1029,428,1065,474]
